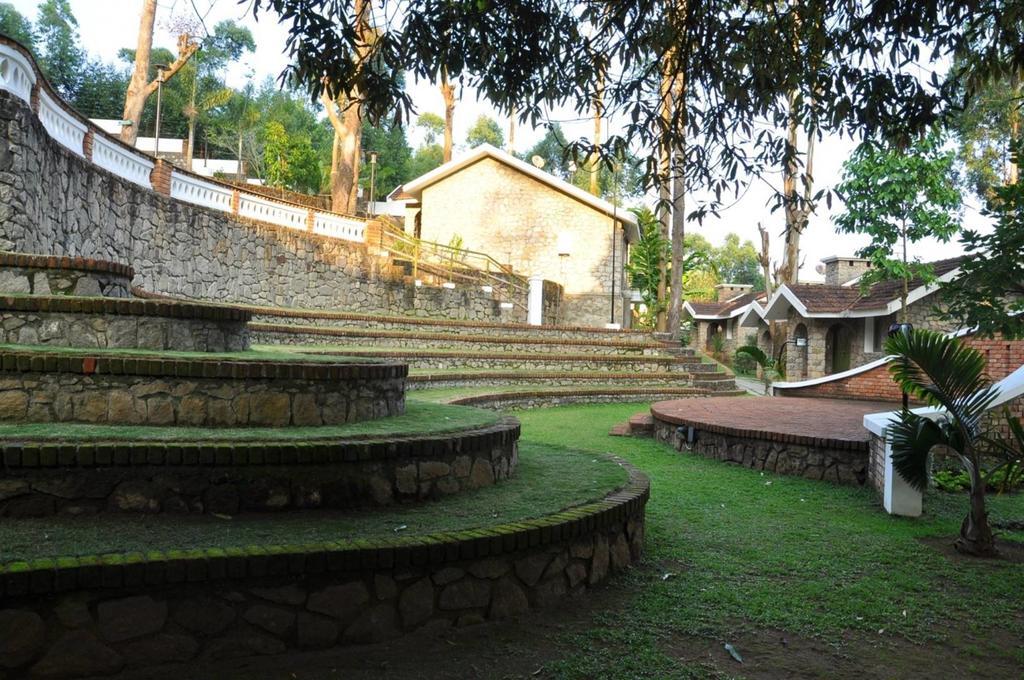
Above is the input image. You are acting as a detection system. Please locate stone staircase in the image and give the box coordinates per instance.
[247,305,740,404]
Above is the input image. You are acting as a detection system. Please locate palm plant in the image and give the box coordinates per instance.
[735,345,778,393]
[885,329,1017,557]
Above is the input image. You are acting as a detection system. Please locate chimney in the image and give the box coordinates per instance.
[821,256,871,286]
[714,283,753,302]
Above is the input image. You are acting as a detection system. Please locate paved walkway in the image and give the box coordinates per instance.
[735,376,767,395]
[651,396,898,447]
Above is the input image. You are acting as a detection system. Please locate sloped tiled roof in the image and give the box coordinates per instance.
[784,257,965,315]
[686,292,764,319]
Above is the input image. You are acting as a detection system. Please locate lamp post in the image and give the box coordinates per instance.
[888,322,914,410]
[153,64,168,157]
[609,161,620,328]
[368,151,379,216]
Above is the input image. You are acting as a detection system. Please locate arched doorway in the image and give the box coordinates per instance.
[705,322,723,353]
[825,323,852,374]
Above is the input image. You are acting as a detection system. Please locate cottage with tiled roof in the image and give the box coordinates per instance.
[745,255,965,380]
[683,284,768,358]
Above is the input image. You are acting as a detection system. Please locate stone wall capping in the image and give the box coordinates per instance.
[0,294,249,322]
[0,346,407,381]
[0,251,134,279]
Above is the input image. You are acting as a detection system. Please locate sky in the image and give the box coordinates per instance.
[11,0,993,281]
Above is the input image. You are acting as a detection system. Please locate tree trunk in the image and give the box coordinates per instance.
[590,69,604,197]
[1009,73,1020,185]
[236,131,244,181]
[778,90,804,286]
[121,0,157,146]
[507,114,515,154]
[655,53,674,333]
[441,69,456,163]
[758,223,773,297]
[956,460,998,556]
[185,116,195,171]
[668,76,687,342]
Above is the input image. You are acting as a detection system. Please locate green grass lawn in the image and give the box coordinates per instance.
[515,403,1024,678]
[0,402,497,442]
[0,443,627,563]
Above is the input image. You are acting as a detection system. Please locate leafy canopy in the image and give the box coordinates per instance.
[834,131,962,295]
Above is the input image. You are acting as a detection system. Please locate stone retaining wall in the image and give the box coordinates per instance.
[296,349,696,373]
[652,419,868,485]
[0,352,406,427]
[250,324,659,356]
[0,253,133,298]
[0,419,519,517]
[0,461,648,678]
[248,307,656,341]
[0,91,524,324]
[406,373,686,390]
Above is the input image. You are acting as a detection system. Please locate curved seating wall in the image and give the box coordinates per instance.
[0,296,251,352]
[0,252,134,297]
[0,418,518,517]
[0,349,407,427]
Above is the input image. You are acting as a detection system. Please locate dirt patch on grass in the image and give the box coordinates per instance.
[918,535,1024,565]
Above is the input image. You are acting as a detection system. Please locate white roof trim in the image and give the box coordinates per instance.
[683,299,753,321]
[739,300,768,327]
[399,143,639,241]
[773,355,897,392]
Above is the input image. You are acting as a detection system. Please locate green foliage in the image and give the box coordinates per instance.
[714,233,765,290]
[884,328,1018,554]
[360,119,413,200]
[950,64,1020,200]
[835,131,962,313]
[407,142,444,178]
[626,207,669,328]
[524,123,571,176]
[465,114,503,149]
[942,143,1024,339]
[416,112,445,145]
[262,121,322,193]
[0,3,34,47]
[35,0,83,98]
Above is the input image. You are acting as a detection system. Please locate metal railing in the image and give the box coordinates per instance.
[377,221,529,312]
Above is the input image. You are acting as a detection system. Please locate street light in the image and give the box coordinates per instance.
[152,64,169,157]
[368,151,379,217]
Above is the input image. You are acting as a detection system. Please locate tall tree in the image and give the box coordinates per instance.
[322,0,372,213]
[465,114,503,148]
[439,68,456,162]
[120,0,198,145]
[834,131,962,321]
[360,118,412,199]
[35,0,83,98]
[952,71,1022,199]
[0,3,34,48]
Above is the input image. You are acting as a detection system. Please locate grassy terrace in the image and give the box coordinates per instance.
[515,403,1024,678]
[258,344,681,360]
[0,343,383,364]
[0,402,497,442]
[407,385,696,403]
[0,443,628,564]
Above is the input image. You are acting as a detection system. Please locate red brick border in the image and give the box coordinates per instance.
[0,252,133,279]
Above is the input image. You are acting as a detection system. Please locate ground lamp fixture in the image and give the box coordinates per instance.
[152,64,169,157]
[888,322,914,410]
[774,335,807,366]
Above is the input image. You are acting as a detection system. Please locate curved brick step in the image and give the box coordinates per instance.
[0,251,134,298]
[0,417,520,517]
[242,303,657,343]
[0,346,406,427]
[250,322,664,356]
[0,454,646,676]
[290,347,700,374]
[407,370,693,390]
[439,387,712,410]
[0,295,250,352]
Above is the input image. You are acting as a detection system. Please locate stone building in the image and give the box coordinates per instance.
[390,144,639,328]
[744,256,965,381]
[683,284,766,359]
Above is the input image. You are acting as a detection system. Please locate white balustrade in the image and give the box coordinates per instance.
[37,88,87,156]
[0,43,35,103]
[171,172,233,212]
[92,134,155,189]
[238,193,308,231]
[312,211,367,243]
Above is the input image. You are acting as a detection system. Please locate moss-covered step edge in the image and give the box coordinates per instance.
[0,418,519,469]
[0,347,407,381]
[0,252,134,279]
[240,303,653,335]
[294,347,696,364]
[0,457,648,598]
[0,294,250,322]
[250,322,664,350]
